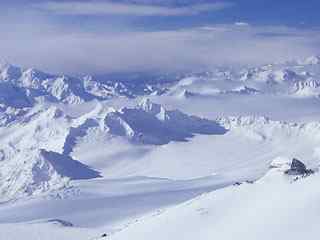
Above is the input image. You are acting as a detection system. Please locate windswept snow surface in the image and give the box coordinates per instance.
[1,56,320,239]
[109,167,320,240]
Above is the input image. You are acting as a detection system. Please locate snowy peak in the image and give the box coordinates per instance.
[0,147,68,201]
[3,55,320,109]
[104,111,135,138]
[300,55,320,65]
[0,62,22,82]
[271,69,301,83]
[105,99,227,145]
[0,146,101,201]
[20,68,52,89]
[0,63,95,106]
[241,68,301,83]
[0,62,183,107]
[223,86,260,95]
[0,105,104,201]
[138,98,168,121]
[293,78,320,97]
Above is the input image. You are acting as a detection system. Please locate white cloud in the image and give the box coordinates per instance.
[33,1,233,16]
[234,22,250,26]
[0,12,319,75]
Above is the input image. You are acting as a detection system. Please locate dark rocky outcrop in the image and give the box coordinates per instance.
[47,219,74,227]
[284,158,314,176]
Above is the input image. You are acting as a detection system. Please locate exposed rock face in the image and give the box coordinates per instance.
[284,158,314,176]
[47,219,74,227]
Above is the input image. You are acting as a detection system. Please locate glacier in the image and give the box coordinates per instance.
[0,56,320,239]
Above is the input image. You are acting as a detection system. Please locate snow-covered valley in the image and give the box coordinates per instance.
[0,56,320,239]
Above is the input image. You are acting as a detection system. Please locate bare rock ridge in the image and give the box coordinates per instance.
[284,158,314,176]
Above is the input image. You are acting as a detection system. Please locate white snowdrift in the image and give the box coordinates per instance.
[110,166,320,240]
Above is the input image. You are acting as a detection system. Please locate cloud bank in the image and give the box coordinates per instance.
[0,1,319,75]
[33,1,233,16]
[1,24,319,74]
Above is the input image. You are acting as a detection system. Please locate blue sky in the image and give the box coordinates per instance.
[5,0,319,29]
[115,0,320,30]
[1,0,320,74]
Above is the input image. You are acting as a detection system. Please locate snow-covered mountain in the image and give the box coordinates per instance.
[0,98,229,200]
[0,62,182,107]
[105,98,226,145]
[1,55,320,239]
[1,55,320,111]
[109,163,320,240]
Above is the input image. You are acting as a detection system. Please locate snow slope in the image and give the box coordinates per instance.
[109,166,320,240]
[0,56,320,239]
